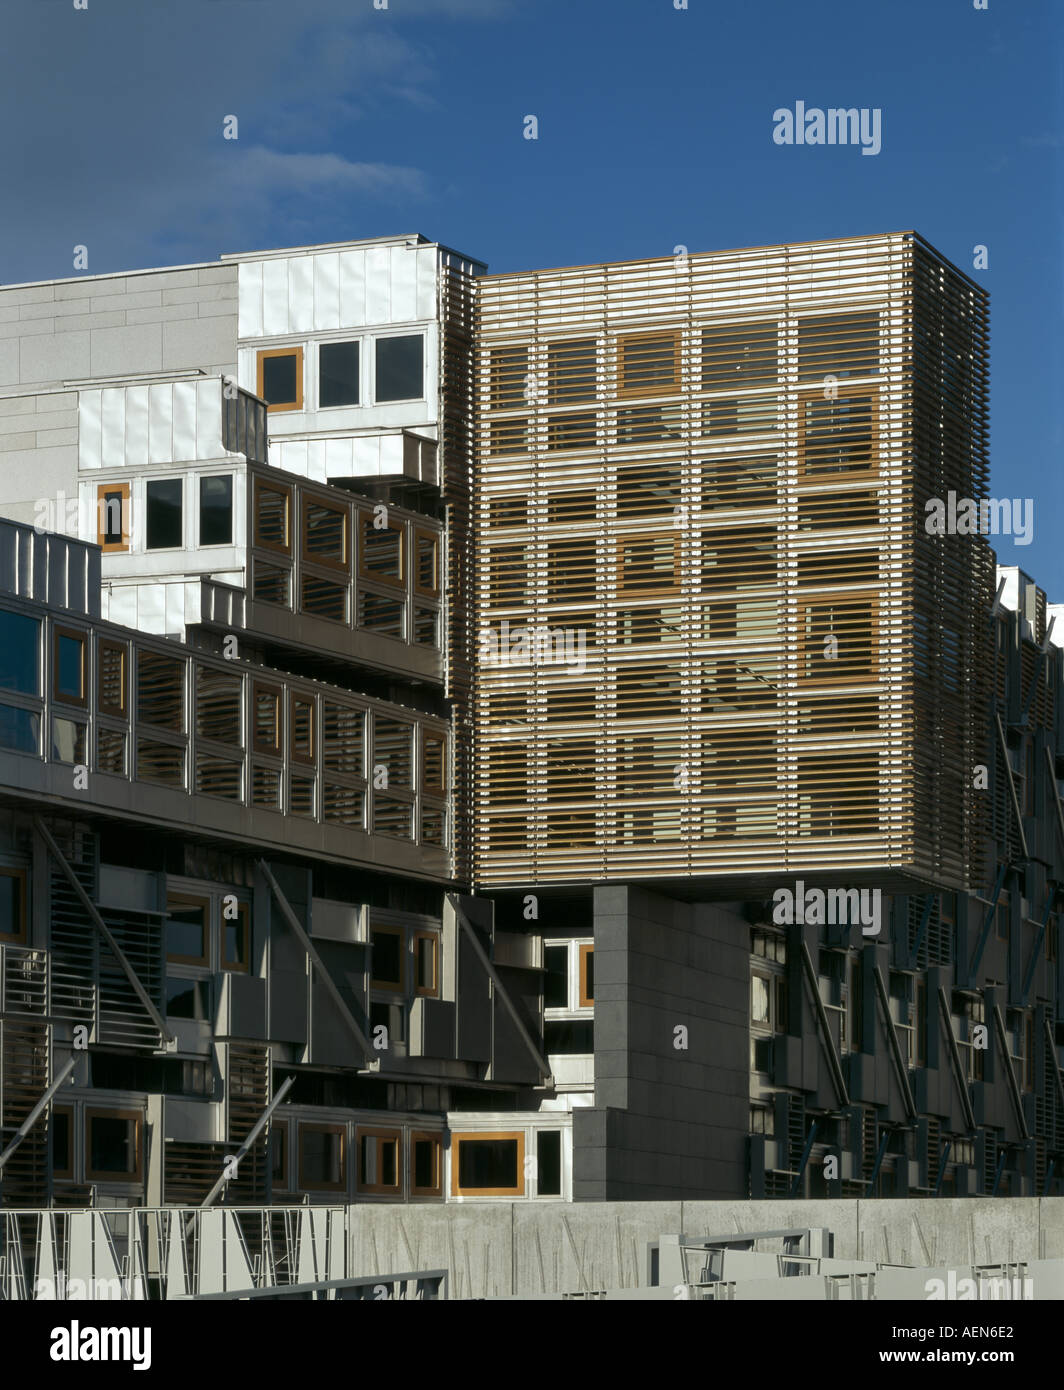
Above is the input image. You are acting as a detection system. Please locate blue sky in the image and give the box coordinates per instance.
[3,0,1061,593]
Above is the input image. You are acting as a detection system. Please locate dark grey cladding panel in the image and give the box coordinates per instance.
[269,968,308,1045]
[456,924,491,1063]
[0,518,100,617]
[310,940,370,1067]
[491,965,542,1084]
[223,972,267,1041]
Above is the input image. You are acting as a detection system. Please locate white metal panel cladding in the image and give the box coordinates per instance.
[99,387,125,469]
[364,246,391,325]
[149,384,173,464]
[81,381,226,469]
[124,387,150,465]
[313,252,340,332]
[78,389,102,470]
[262,258,289,337]
[239,257,264,339]
[390,245,418,323]
[195,379,223,460]
[339,250,367,328]
[289,253,315,335]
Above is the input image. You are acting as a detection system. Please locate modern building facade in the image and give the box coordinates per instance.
[0,231,1061,1212]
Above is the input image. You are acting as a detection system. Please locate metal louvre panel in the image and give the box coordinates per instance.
[473,232,988,889]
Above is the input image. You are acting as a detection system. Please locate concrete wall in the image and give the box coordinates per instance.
[0,265,237,395]
[0,391,79,528]
[573,885,749,1200]
[341,1197,1064,1297]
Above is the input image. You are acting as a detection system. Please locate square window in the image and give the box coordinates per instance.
[375,335,424,403]
[199,475,233,547]
[145,478,183,550]
[357,1128,401,1195]
[136,739,184,787]
[54,628,86,706]
[360,515,405,586]
[0,867,27,945]
[257,347,303,413]
[86,1109,142,1183]
[97,483,130,552]
[166,895,209,965]
[452,1133,524,1197]
[299,1123,346,1192]
[319,341,360,408]
[547,338,596,404]
[618,331,680,397]
[303,499,348,569]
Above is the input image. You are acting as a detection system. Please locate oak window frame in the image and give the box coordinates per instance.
[256,346,304,414]
[85,1107,143,1185]
[0,866,28,946]
[96,482,131,553]
[298,1122,347,1194]
[450,1131,525,1198]
[356,1126,402,1196]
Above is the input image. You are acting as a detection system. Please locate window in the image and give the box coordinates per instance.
[303,499,348,570]
[166,895,209,966]
[98,641,127,717]
[53,628,86,707]
[546,491,596,524]
[547,338,596,404]
[271,1121,288,1190]
[0,610,40,695]
[371,925,404,992]
[0,705,38,759]
[222,903,250,972]
[546,412,596,451]
[578,944,594,1006]
[199,475,233,547]
[537,1130,562,1196]
[451,1132,524,1197]
[617,535,679,595]
[137,740,184,787]
[253,684,282,754]
[85,1109,142,1184]
[195,665,241,745]
[373,718,412,788]
[411,1132,443,1197]
[360,592,405,637]
[422,732,446,792]
[360,516,404,586]
[489,346,528,409]
[137,650,185,730]
[488,418,528,456]
[798,596,876,684]
[617,464,682,517]
[701,322,778,389]
[414,931,438,996]
[254,480,292,553]
[375,335,423,402]
[798,389,878,477]
[299,1123,346,1192]
[702,395,778,437]
[257,347,303,412]
[414,530,440,597]
[97,483,130,552]
[323,702,364,776]
[0,867,27,945]
[797,311,880,382]
[52,716,86,765]
[52,1106,73,1180]
[223,387,266,463]
[356,1128,400,1195]
[145,478,183,550]
[618,331,680,397]
[165,976,210,1021]
[488,496,528,528]
[319,340,360,408]
[543,945,568,1008]
[290,694,315,764]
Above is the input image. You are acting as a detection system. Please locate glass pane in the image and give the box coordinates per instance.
[99,643,126,714]
[323,703,363,775]
[0,612,40,695]
[359,592,404,637]
[199,475,233,546]
[262,353,298,406]
[195,754,242,800]
[145,478,183,550]
[166,977,210,1021]
[100,490,125,544]
[254,688,280,751]
[255,485,289,550]
[167,902,206,960]
[537,1130,562,1195]
[413,1138,437,1190]
[543,945,568,1008]
[375,335,423,402]
[543,1019,594,1053]
[458,1138,517,1190]
[137,651,185,730]
[0,704,40,755]
[196,666,242,743]
[301,573,347,621]
[137,739,184,787]
[55,634,84,702]
[371,928,402,986]
[97,728,125,774]
[252,561,290,606]
[0,873,23,938]
[90,1117,136,1175]
[51,717,86,764]
[373,718,412,785]
[304,502,347,563]
[319,341,360,407]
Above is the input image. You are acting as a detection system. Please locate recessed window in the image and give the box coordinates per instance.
[86,1109,143,1184]
[0,610,41,696]
[137,650,185,730]
[257,347,304,413]
[299,1123,346,1192]
[290,694,315,764]
[371,925,404,992]
[166,895,209,966]
[303,499,348,569]
[579,945,594,1006]
[0,867,27,945]
[360,515,404,586]
[414,530,439,596]
[618,331,680,397]
[537,1130,562,1196]
[195,665,242,744]
[422,733,446,793]
[199,475,233,547]
[357,1128,401,1195]
[323,702,364,776]
[52,716,86,765]
[319,341,360,408]
[97,483,130,552]
[53,628,86,706]
[414,931,438,996]
[452,1132,524,1197]
[252,683,281,754]
[411,1132,442,1197]
[166,976,211,1021]
[223,903,250,972]
[98,640,127,717]
[375,335,423,403]
[145,478,183,551]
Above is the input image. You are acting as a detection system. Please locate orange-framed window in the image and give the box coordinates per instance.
[617,330,680,398]
[359,513,405,588]
[0,866,28,946]
[797,384,879,480]
[85,1108,143,1184]
[414,529,440,597]
[578,944,594,1007]
[253,478,293,554]
[222,902,250,973]
[410,1131,443,1197]
[356,1127,402,1195]
[52,1105,74,1180]
[451,1131,525,1197]
[97,483,131,552]
[53,627,87,707]
[413,931,438,998]
[422,731,446,793]
[98,640,128,718]
[298,1122,347,1193]
[302,496,349,572]
[370,924,404,992]
[166,894,210,966]
[257,346,304,413]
